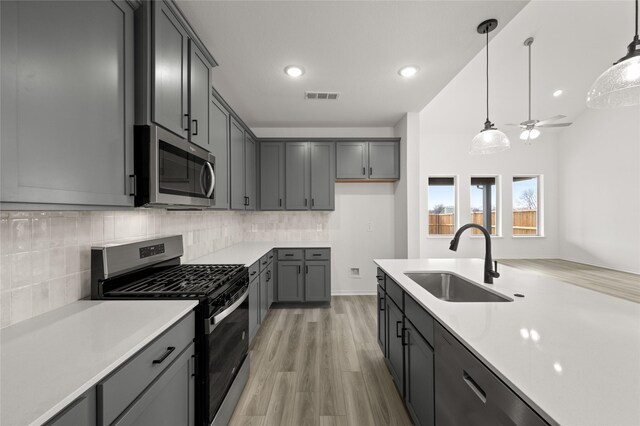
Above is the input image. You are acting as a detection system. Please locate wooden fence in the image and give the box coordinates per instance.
[429,210,537,235]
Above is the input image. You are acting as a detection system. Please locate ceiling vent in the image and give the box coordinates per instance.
[305,91,340,100]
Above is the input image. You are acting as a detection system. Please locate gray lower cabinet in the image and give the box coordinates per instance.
[259,268,269,323]
[304,261,330,302]
[385,297,404,395]
[336,141,400,181]
[276,261,304,302]
[46,389,96,426]
[112,343,195,426]
[267,261,275,307]
[285,142,310,210]
[259,142,285,210]
[209,95,230,209]
[248,273,260,343]
[434,323,548,426]
[377,285,386,355]
[404,321,435,426]
[1,0,136,207]
[309,142,335,210]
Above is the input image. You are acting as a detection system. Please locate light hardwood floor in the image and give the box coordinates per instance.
[500,259,640,303]
[229,296,414,426]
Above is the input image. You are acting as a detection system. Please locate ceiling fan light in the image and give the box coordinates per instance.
[587,55,640,108]
[519,129,530,140]
[529,128,541,139]
[470,129,511,155]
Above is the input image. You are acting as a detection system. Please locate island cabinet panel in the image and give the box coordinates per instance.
[259,142,285,210]
[45,388,96,426]
[377,285,387,355]
[209,96,230,209]
[404,321,435,426]
[434,323,549,426]
[1,0,136,207]
[385,297,404,396]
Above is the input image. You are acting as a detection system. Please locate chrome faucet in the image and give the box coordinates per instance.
[449,223,500,284]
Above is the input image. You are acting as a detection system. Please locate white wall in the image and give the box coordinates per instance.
[558,106,640,274]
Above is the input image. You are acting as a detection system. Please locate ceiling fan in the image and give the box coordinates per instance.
[507,37,572,143]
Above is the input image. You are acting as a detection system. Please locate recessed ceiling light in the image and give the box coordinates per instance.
[284,65,304,78]
[553,89,563,97]
[398,65,419,78]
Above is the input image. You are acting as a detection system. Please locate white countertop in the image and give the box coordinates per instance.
[374,258,640,426]
[0,300,198,426]
[189,241,331,266]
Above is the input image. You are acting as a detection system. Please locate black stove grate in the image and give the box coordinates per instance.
[105,264,245,297]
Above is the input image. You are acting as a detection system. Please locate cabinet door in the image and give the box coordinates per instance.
[285,142,310,210]
[276,261,304,302]
[229,118,246,210]
[1,0,135,207]
[267,262,274,307]
[112,344,195,426]
[244,134,257,210]
[259,142,285,210]
[209,97,229,209]
[309,142,335,210]
[46,388,96,426]
[386,298,404,396]
[404,322,435,426]
[259,268,269,323]
[368,141,399,179]
[434,324,548,426]
[304,261,330,302]
[153,1,188,139]
[248,277,260,343]
[336,142,368,179]
[188,41,210,148]
[377,285,386,355]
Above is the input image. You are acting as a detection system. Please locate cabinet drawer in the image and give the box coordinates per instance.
[98,311,195,426]
[405,296,434,347]
[266,250,275,264]
[259,254,269,271]
[376,268,386,289]
[249,261,260,281]
[386,277,403,309]
[305,248,330,260]
[278,249,303,260]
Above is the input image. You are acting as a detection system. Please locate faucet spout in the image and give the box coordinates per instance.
[449,223,500,284]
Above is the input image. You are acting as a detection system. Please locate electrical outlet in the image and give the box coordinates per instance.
[367,222,373,232]
[316,223,323,232]
[349,267,361,278]
[251,223,258,232]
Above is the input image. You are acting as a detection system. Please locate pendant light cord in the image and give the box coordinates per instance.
[528,42,532,121]
[636,0,638,38]
[486,29,490,122]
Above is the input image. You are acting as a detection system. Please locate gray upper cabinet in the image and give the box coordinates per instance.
[285,142,310,210]
[209,96,230,209]
[369,141,400,180]
[1,0,136,208]
[230,119,246,210]
[259,142,285,210]
[336,141,400,181]
[152,1,188,139]
[244,135,257,210]
[188,42,210,149]
[309,142,335,210]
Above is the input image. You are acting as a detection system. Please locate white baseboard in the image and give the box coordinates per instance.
[331,290,377,296]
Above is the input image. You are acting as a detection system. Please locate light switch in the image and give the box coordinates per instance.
[367,222,373,232]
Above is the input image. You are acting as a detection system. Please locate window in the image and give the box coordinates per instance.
[513,176,540,236]
[428,177,456,235]
[470,177,498,235]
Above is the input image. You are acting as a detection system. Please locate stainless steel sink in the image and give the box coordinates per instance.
[405,272,513,302]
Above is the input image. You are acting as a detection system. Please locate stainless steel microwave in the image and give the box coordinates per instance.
[134,125,215,208]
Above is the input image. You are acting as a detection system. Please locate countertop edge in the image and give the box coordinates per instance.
[28,301,198,426]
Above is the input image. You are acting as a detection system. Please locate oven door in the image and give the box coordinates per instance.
[206,286,249,424]
[141,125,215,208]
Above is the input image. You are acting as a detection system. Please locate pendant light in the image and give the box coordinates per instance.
[586,0,640,108]
[470,19,510,155]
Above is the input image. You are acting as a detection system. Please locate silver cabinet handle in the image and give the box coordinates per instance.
[205,161,215,198]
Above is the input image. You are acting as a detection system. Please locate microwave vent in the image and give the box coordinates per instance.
[305,91,340,100]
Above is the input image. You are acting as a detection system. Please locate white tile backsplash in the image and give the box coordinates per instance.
[0,209,329,328]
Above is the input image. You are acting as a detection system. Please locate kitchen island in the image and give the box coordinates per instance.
[374,258,640,426]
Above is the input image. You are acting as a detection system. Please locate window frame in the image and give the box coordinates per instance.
[511,174,544,238]
[426,175,458,238]
[469,174,501,238]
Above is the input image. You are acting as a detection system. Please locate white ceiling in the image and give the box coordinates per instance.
[420,0,638,137]
[176,0,528,128]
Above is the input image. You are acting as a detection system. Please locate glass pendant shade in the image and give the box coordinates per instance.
[470,129,510,155]
[519,128,540,142]
[587,55,640,108]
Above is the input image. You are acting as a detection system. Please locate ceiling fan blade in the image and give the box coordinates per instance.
[504,123,523,127]
[537,122,572,128]
[536,115,566,126]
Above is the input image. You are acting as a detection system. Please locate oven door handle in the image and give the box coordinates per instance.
[204,288,249,335]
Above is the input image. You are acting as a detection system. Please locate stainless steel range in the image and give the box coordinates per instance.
[91,235,249,426]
